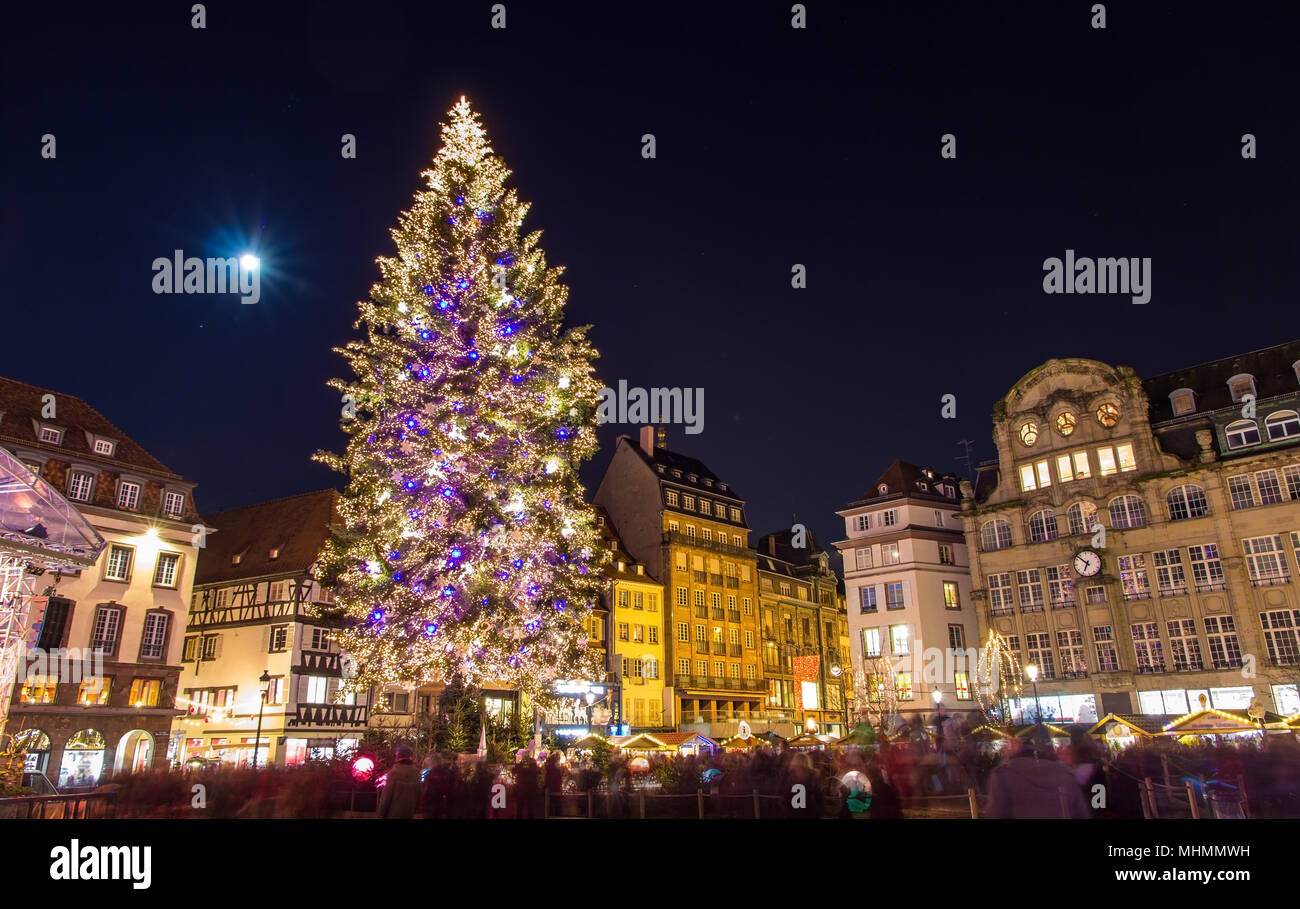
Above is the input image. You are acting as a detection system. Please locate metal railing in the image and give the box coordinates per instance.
[665,531,753,559]
[0,792,117,819]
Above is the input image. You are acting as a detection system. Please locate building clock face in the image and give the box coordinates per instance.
[1073,550,1102,577]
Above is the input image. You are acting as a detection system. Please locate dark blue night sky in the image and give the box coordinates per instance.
[4,0,1297,557]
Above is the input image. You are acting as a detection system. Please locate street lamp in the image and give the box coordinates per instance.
[1025,664,1042,725]
[252,670,271,771]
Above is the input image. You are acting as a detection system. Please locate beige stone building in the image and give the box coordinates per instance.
[960,343,1300,723]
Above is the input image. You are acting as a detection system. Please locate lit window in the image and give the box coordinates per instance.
[861,628,881,657]
[140,612,169,659]
[1108,495,1147,529]
[153,552,180,587]
[881,542,900,564]
[682,495,695,511]
[128,678,161,707]
[1056,412,1076,436]
[1116,443,1136,472]
[104,545,132,581]
[1266,410,1300,441]
[1019,422,1039,446]
[943,581,961,609]
[1226,420,1261,449]
[116,481,141,510]
[1227,374,1256,403]
[39,426,63,444]
[1166,485,1208,521]
[1096,403,1120,427]
[666,489,678,507]
[68,471,93,502]
[1019,464,1037,491]
[1028,509,1059,543]
[981,520,1012,551]
[889,624,910,656]
[1067,502,1098,536]
[164,491,185,516]
[1169,389,1196,416]
[1096,447,1118,476]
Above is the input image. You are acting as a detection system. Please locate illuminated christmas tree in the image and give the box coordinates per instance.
[315,98,606,700]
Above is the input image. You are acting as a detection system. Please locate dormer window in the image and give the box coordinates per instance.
[672,470,682,478]
[878,484,888,495]
[688,474,698,483]
[1293,360,1300,386]
[704,479,713,487]
[719,484,727,491]
[618,561,625,573]
[163,491,185,517]
[1169,388,1197,416]
[39,426,63,445]
[268,546,281,561]
[1227,374,1256,403]
[636,564,644,575]
[917,482,928,491]
[656,465,665,473]
[231,547,248,567]
[92,438,116,456]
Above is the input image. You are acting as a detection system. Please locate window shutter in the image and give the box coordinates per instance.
[901,580,911,609]
[262,626,272,653]
[299,676,311,703]
[326,678,339,700]
[211,634,223,660]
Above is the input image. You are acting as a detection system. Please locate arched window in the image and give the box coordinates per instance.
[1028,509,1059,543]
[1066,502,1098,536]
[1226,419,1261,449]
[1108,495,1147,529]
[1265,410,1300,441]
[981,519,1012,551]
[878,484,888,495]
[1166,485,1208,521]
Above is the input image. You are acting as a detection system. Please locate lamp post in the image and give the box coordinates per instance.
[1025,664,1042,725]
[252,670,271,771]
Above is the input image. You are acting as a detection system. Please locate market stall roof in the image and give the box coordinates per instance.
[968,724,1015,741]
[1088,713,1177,737]
[611,733,678,752]
[1011,722,1073,739]
[720,735,763,750]
[1162,708,1288,736]
[569,734,610,751]
[785,732,836,749]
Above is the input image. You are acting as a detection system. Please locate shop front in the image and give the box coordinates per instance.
[58,729,106,789]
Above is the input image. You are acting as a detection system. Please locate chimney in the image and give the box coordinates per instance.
[767,535,777,556]
[638,425,656,455]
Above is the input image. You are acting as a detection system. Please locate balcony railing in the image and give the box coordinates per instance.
[761,629,777,641]
[297,651,341,674]
[711,608,725,620]
[665,530,753,559]
[693,571,707,584]
[729,644,742,657]
[1211,658,1243,670]
[1172,662,1204,672]
[288,703,368,728]
[1058,669,1089,679]
[1159,586,1188,598]
[711,642,726,655]
[727,611,741,623]
[990,607,1014,618]
[1251,575,1291,587]
[694,606,707,618]
[674,675,764,693]
[710,574,723,586]
[1050,598,1076,610]
[726,577,739,589]
[1123,591,1151,601]
[1196,581,1228,592]
[1020,603,1045,613]
[187,600,302,629]
[1135,663,1166,675]
[694,641,708,653]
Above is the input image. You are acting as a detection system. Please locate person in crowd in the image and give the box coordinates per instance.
[983,733,1090,819]
[376,745,422,819]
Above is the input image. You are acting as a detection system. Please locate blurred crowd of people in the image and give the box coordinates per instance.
[63,727,1300,819]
